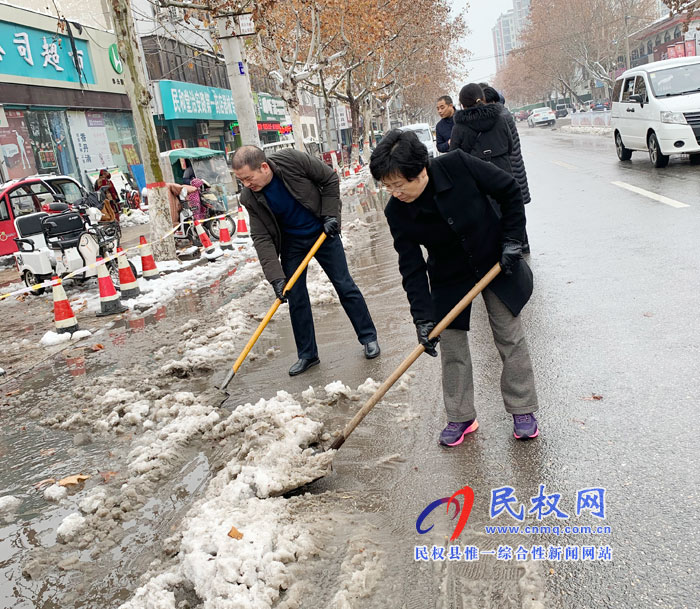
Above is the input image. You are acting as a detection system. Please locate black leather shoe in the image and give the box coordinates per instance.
[363,340,381,359]
[289,357,320,376]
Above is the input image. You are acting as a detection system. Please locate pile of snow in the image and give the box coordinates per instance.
[559,125,612,136]
[39,329,92,347]
[115,391,332,608]
[0,495,22,520]
[120,209,150,227]
[57,513,87,542]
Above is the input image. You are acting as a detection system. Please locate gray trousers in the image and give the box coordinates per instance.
[440,288,538,422]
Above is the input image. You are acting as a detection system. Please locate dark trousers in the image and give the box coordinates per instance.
[281,232,377,360]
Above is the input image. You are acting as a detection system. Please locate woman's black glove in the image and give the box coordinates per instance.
[271,278,287,303]
[500,239,523,275]
[322,216,340,237]
[415,319,440,357]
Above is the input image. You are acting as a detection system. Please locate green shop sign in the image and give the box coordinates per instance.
[159,80,237,121]
[255,92,287,122]
[109,43,123,74]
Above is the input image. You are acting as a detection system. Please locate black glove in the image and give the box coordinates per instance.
[415,319,440,357]
[271,278,287,303]
[500,239,523,276]
[322,216,340,237]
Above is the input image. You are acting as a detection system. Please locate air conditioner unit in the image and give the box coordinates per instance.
[197,122,209,136]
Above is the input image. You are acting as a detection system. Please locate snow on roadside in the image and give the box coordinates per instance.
[120,210,150,227]
[558,125,612,137]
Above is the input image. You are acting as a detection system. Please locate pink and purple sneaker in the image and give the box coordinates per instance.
[439,420,479,446]
[513,413,539,440]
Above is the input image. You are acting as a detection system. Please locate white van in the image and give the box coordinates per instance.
[400,123,439,158]
[611,57,700,167]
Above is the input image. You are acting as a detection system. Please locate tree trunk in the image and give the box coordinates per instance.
[362,101,372,163]
[349,99,362,166]
[217,18,260,147]
[289,105,305,152]
[109,0,175,260]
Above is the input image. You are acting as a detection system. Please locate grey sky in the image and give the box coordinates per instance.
[451,0,515,86]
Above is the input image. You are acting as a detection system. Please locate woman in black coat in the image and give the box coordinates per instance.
[481,85,532,251]
[449,83,514,175]
[370,129,539,446]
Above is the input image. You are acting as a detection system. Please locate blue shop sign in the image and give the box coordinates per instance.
[159,80,237,121]
[0,20,96,84]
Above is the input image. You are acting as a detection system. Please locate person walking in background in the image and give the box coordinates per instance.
[449,83,513,175]
[370,130,539,444]
[481,84,532,253]
[232,145,380,377]
[435,95,456,153]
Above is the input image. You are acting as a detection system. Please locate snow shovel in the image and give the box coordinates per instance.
[328,262,502,452]
[218,232,327,402]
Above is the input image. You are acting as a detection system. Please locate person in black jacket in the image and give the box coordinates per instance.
[435,95,455,153]
[449,83,513,175]
[370,130,539,444]
[481,84,532,252]
[232,146,380,376]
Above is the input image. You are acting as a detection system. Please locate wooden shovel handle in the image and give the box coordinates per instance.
[329,262,501,450]
[230,232,327,376]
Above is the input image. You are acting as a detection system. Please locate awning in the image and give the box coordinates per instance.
[160,147,225,162]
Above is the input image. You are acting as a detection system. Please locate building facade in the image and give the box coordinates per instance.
[0,4,141,186]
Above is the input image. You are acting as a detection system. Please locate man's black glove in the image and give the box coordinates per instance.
[322,216,340,238]
[500,239,523,276]
[271,278,287,303]
[415,319,440,357]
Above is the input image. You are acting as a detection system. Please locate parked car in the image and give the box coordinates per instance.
[611,56,700,168]
[527,107,557,127]
[555,104,570,118]
[515,110,530,122]
[590,101,606,111]
[399,123,438,158]
[0,175,88,256]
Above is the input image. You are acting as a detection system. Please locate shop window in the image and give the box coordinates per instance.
[24,111,78,178]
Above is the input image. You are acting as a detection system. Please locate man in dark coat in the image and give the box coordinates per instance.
[370,130,539,444]
[435,95,455,153]
[481,85,531,252]
[232,146,380,376]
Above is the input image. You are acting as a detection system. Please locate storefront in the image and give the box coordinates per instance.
[0,5,142,187]
[153,80,238,153]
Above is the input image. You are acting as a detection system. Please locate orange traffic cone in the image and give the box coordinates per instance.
[194,220,223,260]
[116,247,140,299]
[218,217,233,250]
[51,276,79,334]
[235,205,250,242]
[96,258,128,317]
[139,236,159,280]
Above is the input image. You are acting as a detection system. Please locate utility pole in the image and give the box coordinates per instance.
[109,0,176,260]
[624,14,632,69]
[216,16,261,147]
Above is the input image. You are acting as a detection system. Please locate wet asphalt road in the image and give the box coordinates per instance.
[265,128,700,608]
[2,126,699,608]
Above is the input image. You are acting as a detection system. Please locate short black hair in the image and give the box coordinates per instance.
[482,86,501,104]
[231,145,267,170]
[369,129,429,182]
[437,95,453,106]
